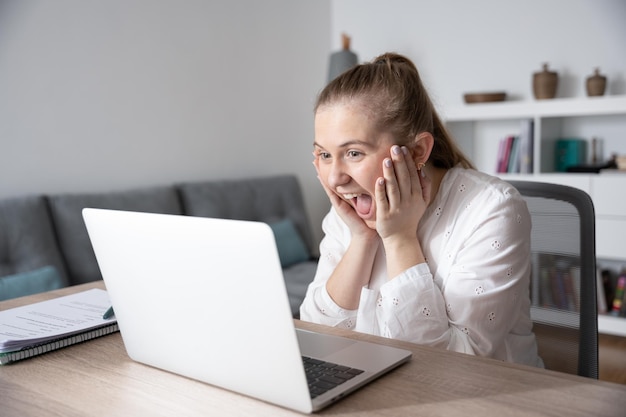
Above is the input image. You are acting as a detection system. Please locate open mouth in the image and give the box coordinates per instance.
[342,193,373,217]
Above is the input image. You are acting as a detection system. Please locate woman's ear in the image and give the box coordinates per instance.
[410,132,434,165]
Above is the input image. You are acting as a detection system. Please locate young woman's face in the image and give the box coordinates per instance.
[313,103,396,229]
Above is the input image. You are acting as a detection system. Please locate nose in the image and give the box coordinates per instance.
[326,159,349,189]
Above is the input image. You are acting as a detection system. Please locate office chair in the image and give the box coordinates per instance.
[508,180,598,379]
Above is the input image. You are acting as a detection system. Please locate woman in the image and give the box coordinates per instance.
[300,52,543,367]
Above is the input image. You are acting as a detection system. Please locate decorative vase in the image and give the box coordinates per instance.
[327,33,358,83]
[586,68,607,97]
[533,63,558,100]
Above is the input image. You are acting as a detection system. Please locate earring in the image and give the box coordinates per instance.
[417,162,426,178]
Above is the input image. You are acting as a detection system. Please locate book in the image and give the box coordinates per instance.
[601,269,615,311]
[497,135,515,173]
[495,137,507,173]
[565,266,580,312]
[596,268,608,314]
[518,119,534,173]
[0,288,118,365]
[507,136,521,173]
[611,275,626,317]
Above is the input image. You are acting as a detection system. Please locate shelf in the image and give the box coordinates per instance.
[599,314,626,337]
[443,95,626,121]
[531,306,578,327]
[444,96,626,338]
[531,308,626,337]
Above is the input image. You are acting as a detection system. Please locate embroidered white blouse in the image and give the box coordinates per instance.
[300,167,544,367]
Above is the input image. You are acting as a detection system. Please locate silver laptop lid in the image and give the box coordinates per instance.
[83,208,313,412]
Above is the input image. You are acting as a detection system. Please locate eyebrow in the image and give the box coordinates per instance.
[313,139,376,149]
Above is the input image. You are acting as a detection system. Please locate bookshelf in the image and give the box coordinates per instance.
[443,95,626,336]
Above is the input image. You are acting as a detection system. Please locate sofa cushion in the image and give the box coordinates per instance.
[0,265,65,301]
[269,219,310,268]
[48,186,182,285]
[0,195,70,287]
[177,175,315,256]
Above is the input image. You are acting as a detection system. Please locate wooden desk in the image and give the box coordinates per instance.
[1,282,625,417]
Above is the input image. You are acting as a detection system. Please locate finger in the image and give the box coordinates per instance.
[404,148,422,198]
[389,146,414,202]
[375,176,389,216]
[382,156,401,208]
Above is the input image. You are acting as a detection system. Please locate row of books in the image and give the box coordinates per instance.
[534,262,580,312]
[532,254,626,316]
[495,119,534,174]
[598,268,626,317]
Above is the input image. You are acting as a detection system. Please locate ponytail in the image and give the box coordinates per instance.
[316,52,474,170]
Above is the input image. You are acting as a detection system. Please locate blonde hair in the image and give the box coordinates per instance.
[315,52,474,170]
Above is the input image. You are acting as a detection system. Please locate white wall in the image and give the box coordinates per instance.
[331,0,626,112]
[2,0,625,250]
[0,0,332,245]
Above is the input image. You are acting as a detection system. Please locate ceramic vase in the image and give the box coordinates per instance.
[327,34,358,83]
[586,68,607,97]
[533,63,558,100]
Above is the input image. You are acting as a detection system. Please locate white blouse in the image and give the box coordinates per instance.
[300,167,544,367]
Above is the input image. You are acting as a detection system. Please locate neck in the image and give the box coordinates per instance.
[424,166,447,206]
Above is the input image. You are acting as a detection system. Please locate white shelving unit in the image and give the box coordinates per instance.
[443,95,626,337]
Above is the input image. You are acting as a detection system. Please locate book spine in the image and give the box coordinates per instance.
[502,136,514,173]
[596,268,607,314]
[519,119,534,174]
[508,136,520,173]
[564,267,579,312]
[0,323,119,365]
[611,275,626,316]
[495,138,506,173]
[551,267,568,310]
[539,266,554,308]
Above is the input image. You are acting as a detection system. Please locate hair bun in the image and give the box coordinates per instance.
[373,53,417,72]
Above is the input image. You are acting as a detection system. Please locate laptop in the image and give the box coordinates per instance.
[82,208,412,413]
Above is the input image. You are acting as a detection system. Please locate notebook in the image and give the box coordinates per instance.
[0,289,118,365]
[82,208,412,413]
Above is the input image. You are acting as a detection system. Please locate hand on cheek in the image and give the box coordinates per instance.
[313,161,374,239]
[375,145,425,240]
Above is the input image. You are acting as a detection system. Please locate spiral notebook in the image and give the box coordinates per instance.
[0,288,119,365]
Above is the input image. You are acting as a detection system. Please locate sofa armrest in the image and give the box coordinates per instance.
[0,196,70,286]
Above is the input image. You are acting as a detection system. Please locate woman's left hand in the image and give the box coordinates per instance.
[375,145,431,242]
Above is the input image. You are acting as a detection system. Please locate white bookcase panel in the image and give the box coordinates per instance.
[443,96,626,336]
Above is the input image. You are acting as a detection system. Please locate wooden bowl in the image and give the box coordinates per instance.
[463,92,506,104]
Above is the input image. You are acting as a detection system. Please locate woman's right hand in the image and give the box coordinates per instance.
[313,157,377,241]
[312,155,379,309]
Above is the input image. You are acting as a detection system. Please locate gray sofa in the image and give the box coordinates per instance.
[0,175,318,317]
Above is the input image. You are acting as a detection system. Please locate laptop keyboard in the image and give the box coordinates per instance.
[302,356,364,398]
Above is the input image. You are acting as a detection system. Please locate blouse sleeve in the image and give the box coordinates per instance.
[299,208,359,329]
[375,185,532,357]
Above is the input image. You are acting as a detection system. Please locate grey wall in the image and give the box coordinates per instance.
[331,0,626,110]
[2,0,625,250]
[0,0,332,246]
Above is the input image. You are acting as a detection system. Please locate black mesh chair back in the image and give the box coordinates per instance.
[508,180,598,379]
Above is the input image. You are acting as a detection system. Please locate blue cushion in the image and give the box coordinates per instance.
[269,219,310,268]
[0,266,65,301]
